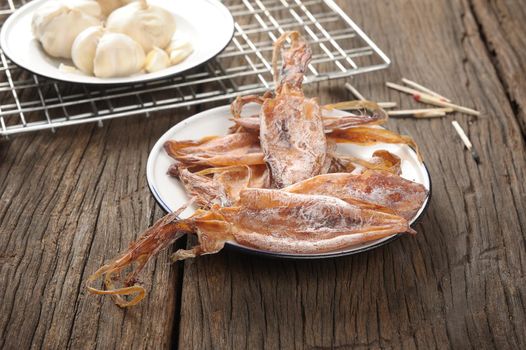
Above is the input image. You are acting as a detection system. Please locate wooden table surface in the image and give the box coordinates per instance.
[1,0,526,349]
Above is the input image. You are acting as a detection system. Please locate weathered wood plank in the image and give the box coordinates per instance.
[1,0,526,349]
[470,0,526,136]
[177,0,526,349]
[0,110,191,349]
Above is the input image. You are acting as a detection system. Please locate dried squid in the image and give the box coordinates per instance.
[332,150,402,175]
[169,164,269,207]
[284,170,427,220]
[164,132,264,167]
[231,100,388,133]
[87,189,414,306]
[259,31,327,187]
[87,31,428,307]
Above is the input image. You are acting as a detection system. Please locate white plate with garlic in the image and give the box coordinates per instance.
[0,0,234,84]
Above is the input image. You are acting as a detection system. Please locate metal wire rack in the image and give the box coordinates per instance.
[0,0,390,138]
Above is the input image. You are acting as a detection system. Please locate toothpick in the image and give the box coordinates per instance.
[386,82,480,116]
[386,82,436,99]
[452,120,480,163]
[401,78,451,102]
[414,94,480,116]
[388,108,453,118]
[344,82,366,101]
[378,102,397,109]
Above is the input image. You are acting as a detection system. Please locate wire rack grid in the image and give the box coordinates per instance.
[0,0,390,138]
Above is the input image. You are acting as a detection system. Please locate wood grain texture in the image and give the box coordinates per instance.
[1,0,526,349]
[470,0,526,136]
[0,110,192,349]
[177,0,526,349]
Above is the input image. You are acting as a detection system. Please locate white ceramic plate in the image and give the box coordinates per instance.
[0,0,234,85]
[147,104,431,258]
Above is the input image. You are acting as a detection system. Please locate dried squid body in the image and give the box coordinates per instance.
[260,32,327,187]
[87,188,414,306]
[260,90,327,187]
[284,170,429,220]
[220,189,414,254]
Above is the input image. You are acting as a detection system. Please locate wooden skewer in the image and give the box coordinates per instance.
[414,94,480,116]
[386,82,442,100]
[386,82,480,116]
[452,120,480,163]
[388,108,453,118]
[378,102,397,109]
[401,78,451,102]
[344,82,366,101]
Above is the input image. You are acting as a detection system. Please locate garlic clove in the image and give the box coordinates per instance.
[71,27,146,78]
[72,26,104,75]
[31,2,65,37]
[93,32,145,78]
[144,47,170,73]
[31,0,101,59]
[59,63,84,74]
[71,0,103,18]
[106,1,176,53]
[166,39,193,65]
[96,0,136,17]
[166,38,192,52]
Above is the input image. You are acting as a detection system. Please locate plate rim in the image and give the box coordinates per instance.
[146,104,432,259]
[0,0,235,85]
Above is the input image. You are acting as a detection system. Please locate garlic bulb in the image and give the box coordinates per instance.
[31,0,102,59]
[71,26,104,75]
[72,26,145,78]
[166,39,193,65]
[144,47,170,73]
[106,0,176,53]
[96,0,136,17]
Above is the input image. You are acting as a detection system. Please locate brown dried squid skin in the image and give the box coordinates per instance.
[231,111,387,133]
[86,186,415,306]
[260,91,328,188]
[164,132,259,157]
[209,165,270,202]
[177,188,414,260]
[369,150,402,175]
[167,164,229,208]
[322,100,388,130]
[197,165,270,205]
[332,150,402,175]
[164,132,265,167]
[258,31,328,188]
[328,127,421,160]
[86,209,194,307]
[220,189,413,254]
[168,164,270,208]
[283,170,428,221]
